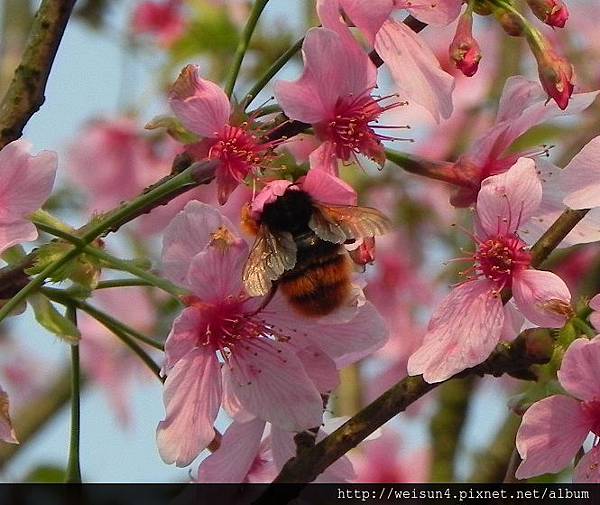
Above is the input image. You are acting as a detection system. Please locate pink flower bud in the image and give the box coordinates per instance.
[530,41,574,109]
[527,0,569,28]
[449,10,481,77]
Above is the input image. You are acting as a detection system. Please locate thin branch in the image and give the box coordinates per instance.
[64,304,81,483]
[224,0,270,98]
[0,0,77,149]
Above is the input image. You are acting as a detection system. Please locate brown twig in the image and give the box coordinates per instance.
[0,0,77,149]
[256,329,553,492]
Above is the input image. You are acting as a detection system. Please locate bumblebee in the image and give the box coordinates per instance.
[242,187,391,316]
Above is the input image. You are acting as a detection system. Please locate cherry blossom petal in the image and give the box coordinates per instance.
[496,75,545,123]
[196,418,266,483]
[221,367,257,423]
[0,140,57,220]
[250,180,293,219]
[262,295,388,368]
[407,280,504,383]
[0,387,17,444]
[297,346,340,393]
[468,81,598,167]
[224,338,323,431]
[375,20,454,122]
[557,336,600,402]
[157,347,221,467]
[326,0,394,45]
[275,28,376,124]
[163,307,204,372]
[400,0,462,26]
[476,158,542,236]
[560,136,600,210]
[521,159,600,246]
[161,201,237,285]
[308,141,339,176]
[186,236,248,301]
[590,295,600,330]
[0,222,38,254]
[281,134,321,164]
[515,395,590,479]
[512,269,571,328]
[574,445,600,483]
[169,65,230,137]
[301,168,357,205]
[501,302,524,342]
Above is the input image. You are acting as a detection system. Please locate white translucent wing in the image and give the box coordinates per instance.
[309,204,392,243]
[242,226,297,296]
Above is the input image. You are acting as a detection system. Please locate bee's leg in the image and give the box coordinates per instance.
[248,283,279,315]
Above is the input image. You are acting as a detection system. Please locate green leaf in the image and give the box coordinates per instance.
[30,295,80,344]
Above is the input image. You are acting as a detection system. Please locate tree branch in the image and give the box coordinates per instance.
[260,329,553,491]
[0,0,77,149]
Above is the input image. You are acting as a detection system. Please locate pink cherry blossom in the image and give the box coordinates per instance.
[196,417,355,483]
[157,201,387,466]
[316,0,458,122]
[68,118,160,213]
[68,117,221,234]
[408,158,572,383]
[515,336,600,481]
[170,65,276,204]
[444,76,598,207]
[131,0,186,48]
[275,28,405,174]
[79,287,157,426]
[0,140,57,254]
[559,135,600,211]
[519,136,600,247]
[0,385,17,444]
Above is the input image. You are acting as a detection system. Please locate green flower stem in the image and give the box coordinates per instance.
[242,36,304,109]
[64,304,81,483]
[94,279,155,290]
[43,287,165,353]
[0,160,216,324]
[224,0,270,98]
[33,218,185,299]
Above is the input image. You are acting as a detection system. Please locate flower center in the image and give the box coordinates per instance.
[475,233,531,289]
[187,296,271,356]
[209,125,268,181]
[315,94,406,164]
[582,400,600,438]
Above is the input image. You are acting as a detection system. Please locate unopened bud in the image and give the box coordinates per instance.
[529,35,574,109]
[473,0,493,16]
[494,8,526,36]
[520,327,555,364]
[526,0,569,28]
[449,10,482,77]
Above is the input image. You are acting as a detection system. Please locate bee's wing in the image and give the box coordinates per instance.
[309,204,392,243]
[242,225,297,296]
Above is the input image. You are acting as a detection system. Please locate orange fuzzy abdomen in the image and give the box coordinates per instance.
[280,251,352,317]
